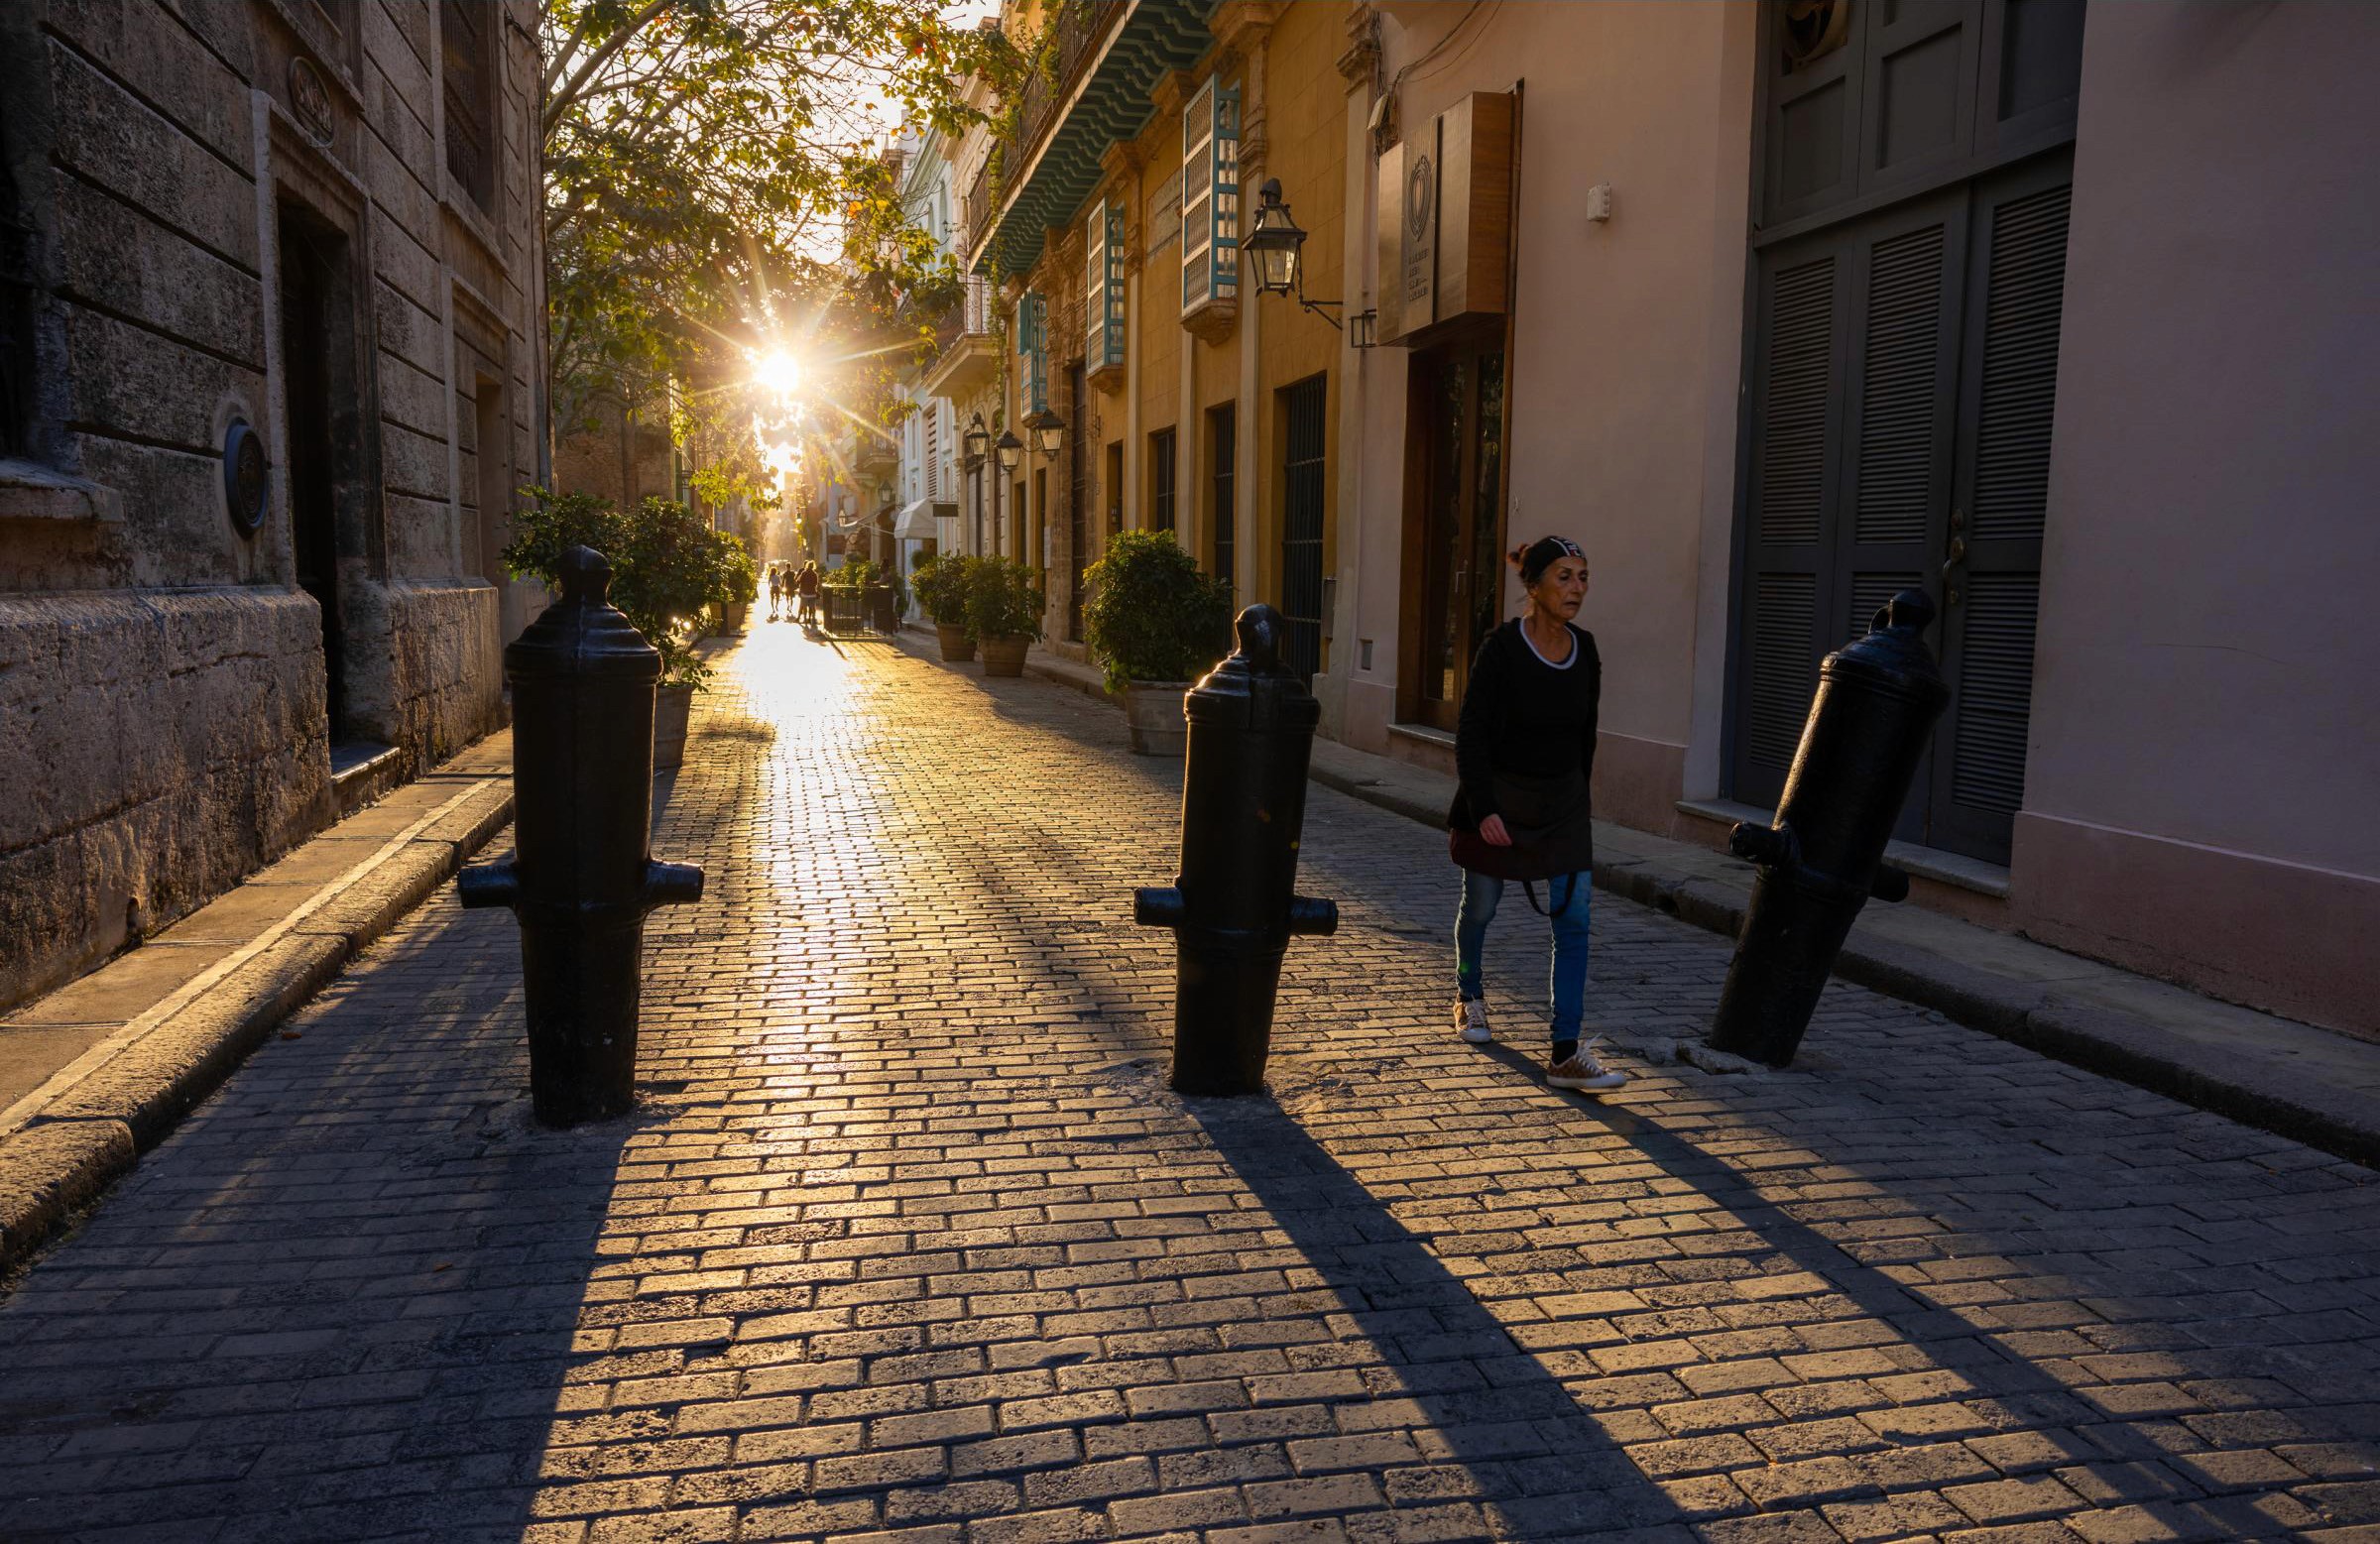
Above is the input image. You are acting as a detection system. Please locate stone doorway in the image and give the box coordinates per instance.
[276,201,358,742]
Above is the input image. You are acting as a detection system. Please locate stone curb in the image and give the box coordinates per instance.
[0,777,515,1278]
[968,640,2380,1170]
[1331,770,2380,1170]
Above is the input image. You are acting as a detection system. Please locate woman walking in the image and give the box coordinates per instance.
[1447,534,1627,1092]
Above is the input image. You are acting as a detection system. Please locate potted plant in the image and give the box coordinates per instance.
[504,490,754,772]
[912,553,976,661]
[718,541,759,634]
[964,556,1044,677]
[1082,530,1234,755]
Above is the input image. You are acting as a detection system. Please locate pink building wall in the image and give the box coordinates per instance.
[1339,0,1756,847]
[2016,2,2380,1034]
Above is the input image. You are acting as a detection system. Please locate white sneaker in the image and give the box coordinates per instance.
[1456,999,1494,1044]
[1548,1037,1627,1092]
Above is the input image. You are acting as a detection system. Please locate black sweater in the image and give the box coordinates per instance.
[1448,619,1601,830]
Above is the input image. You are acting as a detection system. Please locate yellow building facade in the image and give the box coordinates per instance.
[962,1,1358,677]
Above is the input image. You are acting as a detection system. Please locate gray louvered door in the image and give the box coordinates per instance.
[1733,195,1964,832]
[1732,239,1846,812]
[1931,154,2072,862]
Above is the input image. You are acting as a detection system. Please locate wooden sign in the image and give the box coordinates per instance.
[1377,92,1513,346]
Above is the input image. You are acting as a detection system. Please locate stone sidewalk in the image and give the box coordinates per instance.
[0,735,514,1270]
[1,625,2375,1542]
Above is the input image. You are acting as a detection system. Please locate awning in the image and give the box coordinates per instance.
[894,499,937,538]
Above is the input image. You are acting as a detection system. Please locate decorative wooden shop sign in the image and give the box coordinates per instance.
[1376,92,1514,346]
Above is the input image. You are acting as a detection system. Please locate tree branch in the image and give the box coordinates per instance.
[544,0,676,140]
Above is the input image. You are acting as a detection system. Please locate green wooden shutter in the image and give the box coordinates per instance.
[1210,83,1240,302]
[1085,200,1126,369]
[1181,78,1240,311]
[1018,293,1048,416]
[1103,201,1127,367]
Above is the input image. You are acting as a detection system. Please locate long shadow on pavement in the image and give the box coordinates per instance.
[0,892,650,1541]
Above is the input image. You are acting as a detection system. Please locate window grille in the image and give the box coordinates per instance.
[441,0,495,211]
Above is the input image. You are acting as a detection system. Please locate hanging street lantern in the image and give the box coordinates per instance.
[1244,178,1305,297]
[963,413,991,463]
[1024,409,1065,459]
[994,427,1023,474]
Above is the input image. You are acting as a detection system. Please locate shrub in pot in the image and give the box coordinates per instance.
[913,553,977,661]
[1083,530,1234,755]
[964,557,1044,677]
[718,541,760,634]
[504,490,754,771]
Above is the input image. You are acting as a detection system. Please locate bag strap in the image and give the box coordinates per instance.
[1521,873,1582,918]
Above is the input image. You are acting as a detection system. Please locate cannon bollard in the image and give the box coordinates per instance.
[1134,605,1338,1095]
[1707,589,1949,1067]
[458,545,704,1126]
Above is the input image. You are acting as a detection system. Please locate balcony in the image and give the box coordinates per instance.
[967,0,1213,282]
[924,276,1000,403]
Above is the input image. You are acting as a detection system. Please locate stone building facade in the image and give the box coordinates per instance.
[0,0,543,1011]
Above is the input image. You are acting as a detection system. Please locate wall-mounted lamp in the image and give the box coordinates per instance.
[1245,178,1372,347]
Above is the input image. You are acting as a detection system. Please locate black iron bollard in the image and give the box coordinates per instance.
[457,546,704,1126]
[1134,605,1338,1095]
[1707,590,1950,1067]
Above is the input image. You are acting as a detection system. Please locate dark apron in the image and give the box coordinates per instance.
[1449,766,1595,911]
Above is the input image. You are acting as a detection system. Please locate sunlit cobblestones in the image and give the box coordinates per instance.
[1,628,2375,1542]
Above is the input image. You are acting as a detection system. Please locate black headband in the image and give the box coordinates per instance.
[1518,535,1585,585]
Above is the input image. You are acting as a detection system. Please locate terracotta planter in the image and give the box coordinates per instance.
[1123,681,1189,757]
[722,601,749,634]
[935,622,976,662]
[654,681,694,772]
[979,636,1030,677]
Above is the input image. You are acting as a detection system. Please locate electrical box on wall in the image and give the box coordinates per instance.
[1375,91,1514,347]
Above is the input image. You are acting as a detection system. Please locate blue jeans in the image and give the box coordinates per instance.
[1455,869,1592,1041]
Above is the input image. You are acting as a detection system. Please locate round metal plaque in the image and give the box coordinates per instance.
[1406,155,1434,240]
[288,57,334,146]
[223,419,269,537]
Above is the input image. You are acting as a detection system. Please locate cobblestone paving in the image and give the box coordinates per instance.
[3,627,2378,1543]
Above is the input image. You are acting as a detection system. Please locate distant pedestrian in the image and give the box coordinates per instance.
[1446,534,1627,1093]
[767,564,785,621]
[796,561,821,629]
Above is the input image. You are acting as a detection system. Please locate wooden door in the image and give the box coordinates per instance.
[1412,340,1507,732]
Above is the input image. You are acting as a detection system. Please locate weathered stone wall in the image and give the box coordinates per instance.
[0,0,541,1013]
[0,590,330,1010]
[385,581,505,769]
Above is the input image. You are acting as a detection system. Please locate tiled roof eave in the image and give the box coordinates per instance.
[977,0,1212,283]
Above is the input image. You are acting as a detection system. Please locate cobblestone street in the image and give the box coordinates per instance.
[3,628,2376,1543]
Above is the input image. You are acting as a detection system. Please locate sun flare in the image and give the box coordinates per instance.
[753,349,804,399]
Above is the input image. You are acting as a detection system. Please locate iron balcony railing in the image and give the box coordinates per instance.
[964,0,1127,266]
